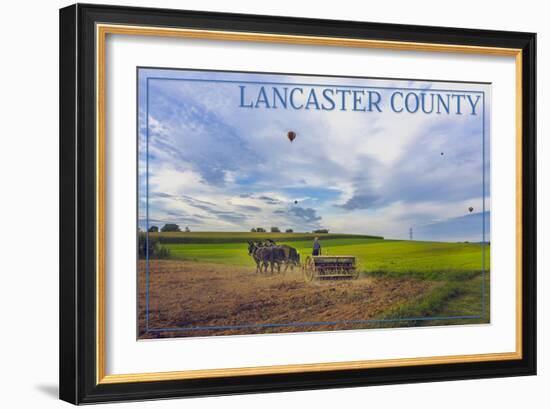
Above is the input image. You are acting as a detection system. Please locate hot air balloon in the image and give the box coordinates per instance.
[287,131,296,143]
[440,152,444,156]
[468,207,474,213]
[294,200,298,205]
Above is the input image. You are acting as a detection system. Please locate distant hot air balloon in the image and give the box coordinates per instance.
[287,131,296,143]
[294,200,298,205]
[468,207,474,213]
[440,152,444,156]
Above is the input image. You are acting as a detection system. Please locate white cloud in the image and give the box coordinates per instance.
[138,68,490,239]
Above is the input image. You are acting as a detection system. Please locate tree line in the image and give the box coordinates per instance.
[250,227,329,234]
[144,224,329,234]
[147,224,190,233]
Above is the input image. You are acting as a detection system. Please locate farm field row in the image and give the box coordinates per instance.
[162,238,489,281]
[148,231,383,244]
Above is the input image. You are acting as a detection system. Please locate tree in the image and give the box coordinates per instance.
[270,226,280,233]
[313,229,329,234]
[185,226,190,232]
[161,223,181,232]
[138,234,171,259]
[250,228,257,232]
[285,228,293,233]
[256,227,266,232]
[148,225,159,233]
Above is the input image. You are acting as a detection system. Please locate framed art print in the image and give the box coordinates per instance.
[59,4,536,404]
[136,68,491,339]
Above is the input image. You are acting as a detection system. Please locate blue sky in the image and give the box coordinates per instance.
[138,68,490,242]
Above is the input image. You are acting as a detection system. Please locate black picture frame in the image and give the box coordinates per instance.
[60,3,536,404]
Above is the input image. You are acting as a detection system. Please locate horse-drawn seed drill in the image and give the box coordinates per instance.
[247,239,358,281]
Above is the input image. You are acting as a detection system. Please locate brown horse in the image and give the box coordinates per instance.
[247,241,299,273]
[247,241,286,274]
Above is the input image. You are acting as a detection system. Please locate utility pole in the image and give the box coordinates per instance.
[409,227,413,240]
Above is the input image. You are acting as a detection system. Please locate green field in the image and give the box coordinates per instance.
[152,233,488,281]
[145,232,490,327]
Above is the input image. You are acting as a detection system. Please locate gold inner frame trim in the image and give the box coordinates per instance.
[95,23,523,385]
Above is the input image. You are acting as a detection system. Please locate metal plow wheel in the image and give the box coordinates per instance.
[302,255,359,281]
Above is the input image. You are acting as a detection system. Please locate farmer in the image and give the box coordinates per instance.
[312,237,321,256]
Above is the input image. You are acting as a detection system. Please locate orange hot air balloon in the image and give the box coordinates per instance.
[287,131,296,143]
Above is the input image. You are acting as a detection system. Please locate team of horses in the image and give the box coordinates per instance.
[247,239,300,274]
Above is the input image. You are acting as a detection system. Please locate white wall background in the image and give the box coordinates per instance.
[0,0,546,407]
